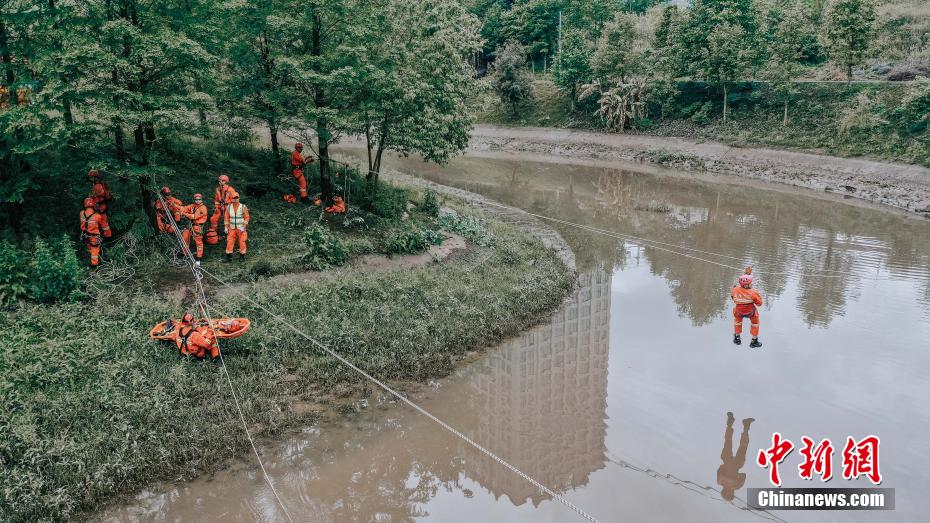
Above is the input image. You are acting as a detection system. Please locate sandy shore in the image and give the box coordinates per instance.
[470,125,930,215]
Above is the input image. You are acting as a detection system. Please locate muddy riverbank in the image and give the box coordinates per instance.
[469,125,930,215]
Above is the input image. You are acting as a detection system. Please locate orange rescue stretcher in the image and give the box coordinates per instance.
[148,318,251,340]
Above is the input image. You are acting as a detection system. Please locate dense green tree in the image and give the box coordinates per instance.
[553,28,592,106]
[702,21,753,122]
[491,40,535,115]
[824,0,876,82]
[591,13,638,83]
[764,0,814,125]
[351,0,481,183]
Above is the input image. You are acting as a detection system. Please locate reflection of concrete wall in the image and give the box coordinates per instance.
[465,269,612,506]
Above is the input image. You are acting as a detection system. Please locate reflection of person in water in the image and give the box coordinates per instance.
[718,411,754,501]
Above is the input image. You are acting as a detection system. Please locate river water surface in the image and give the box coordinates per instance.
[101,151,930,522]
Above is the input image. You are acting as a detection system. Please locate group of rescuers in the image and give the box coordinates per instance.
[79,142,344,268]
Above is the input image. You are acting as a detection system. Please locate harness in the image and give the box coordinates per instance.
[81,209,101,240]
[178,324,196,354]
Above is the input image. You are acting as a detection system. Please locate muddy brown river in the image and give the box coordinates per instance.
[100,151,930,522]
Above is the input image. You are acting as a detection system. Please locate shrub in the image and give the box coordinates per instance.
[385,227,445,255]
[436,211,494,247]
[419,189,441,217]
[29,236,83,303]
[369,185,408,220]
[0,241,28,306]
[691,101,714,125]
[300,224,347,270]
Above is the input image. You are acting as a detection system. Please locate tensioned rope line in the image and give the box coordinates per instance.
[155,193,296,523]
[196,265,602,523]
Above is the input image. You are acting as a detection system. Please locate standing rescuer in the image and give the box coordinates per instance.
[79,197,112,267]
[210,174,236,237]
[87,169,112,215]
[223,192,249,262]
[290,142,313,201]
[731,269,763,348]
[181,193,208,265]
[174,312,222,366]
[155,186,184,234]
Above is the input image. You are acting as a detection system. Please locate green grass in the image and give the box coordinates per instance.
[477,76,930,167]
[0,211,574,521]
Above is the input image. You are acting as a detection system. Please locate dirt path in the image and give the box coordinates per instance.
[471,125,930,215]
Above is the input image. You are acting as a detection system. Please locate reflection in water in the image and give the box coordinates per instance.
[718,412,754,502]
[464,270,611,506]
[100,270,613,521]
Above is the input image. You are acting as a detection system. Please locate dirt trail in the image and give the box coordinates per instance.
[470,125,930,214]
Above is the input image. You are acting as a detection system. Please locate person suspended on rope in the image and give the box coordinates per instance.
[223,191,249,262]
[181,193,209,265]
[210,174,236,236]
[718,411,754,502]
[731,269,762,348]
[174,312,222,365]
[154,186,184,234]
[87,169,112,215]
[79,197,112,267]
[290,142,314,201]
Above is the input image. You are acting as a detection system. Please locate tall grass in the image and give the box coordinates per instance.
[0,218,574,521]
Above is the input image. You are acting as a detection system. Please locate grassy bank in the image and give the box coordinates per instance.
[0,138,576,520]
[478,77,930,167]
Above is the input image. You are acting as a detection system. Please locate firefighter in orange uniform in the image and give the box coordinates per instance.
[154,186,184,234]
[79,197,112,267]
[223,192,249,262]
[209,174,236,236]
[87,169,112,215]
[291,142,314,201]
[181,193,208,265]
[731,272,763,348]
[174,312,222,365]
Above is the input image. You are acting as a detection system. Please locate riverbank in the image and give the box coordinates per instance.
[0,178,576,521]
[470,124,930,215]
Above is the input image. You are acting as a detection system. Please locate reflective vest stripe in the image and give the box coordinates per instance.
[227,204,247,229]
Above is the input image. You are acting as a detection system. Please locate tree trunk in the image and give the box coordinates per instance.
[310,2,332,201]
[846,62,853,84]
[783,99,789,127]
[722,83,728,123]
[267,119,281,171]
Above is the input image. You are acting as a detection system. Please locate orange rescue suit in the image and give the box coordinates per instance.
[182,203,209,259]
[224,202,250,255]
[155,195,184,234]
[90,181,112,213]
[174,322,219,359]
[291,150,309,199]
[210,183,237,232]
[80,207,112,266]
[731,286,762,337]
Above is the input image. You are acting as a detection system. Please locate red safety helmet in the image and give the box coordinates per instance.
[160,186,171,195]
[230,192,240,200]
[87,169,100,178]
[181,312,195,324]
[218,174,230,183]
[739,274,753,287]
[193,193,203,200]
[295,142,303,151]
[83,197,95,208]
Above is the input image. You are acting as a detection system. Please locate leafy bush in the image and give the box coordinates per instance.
[300,224,347,270]
[369,185,408,219]
[691,101,714,125]
[0,241,28,306]
[385,227,445,254]
[419,189,441,217]
[29,236,84,303]
[436,211,494,247]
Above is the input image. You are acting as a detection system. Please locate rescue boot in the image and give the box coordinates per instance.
[733,334,741,345]
[212,356,224,366]
[749,338,762,348]
[238,253,245,262]
[223,253,232,263]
